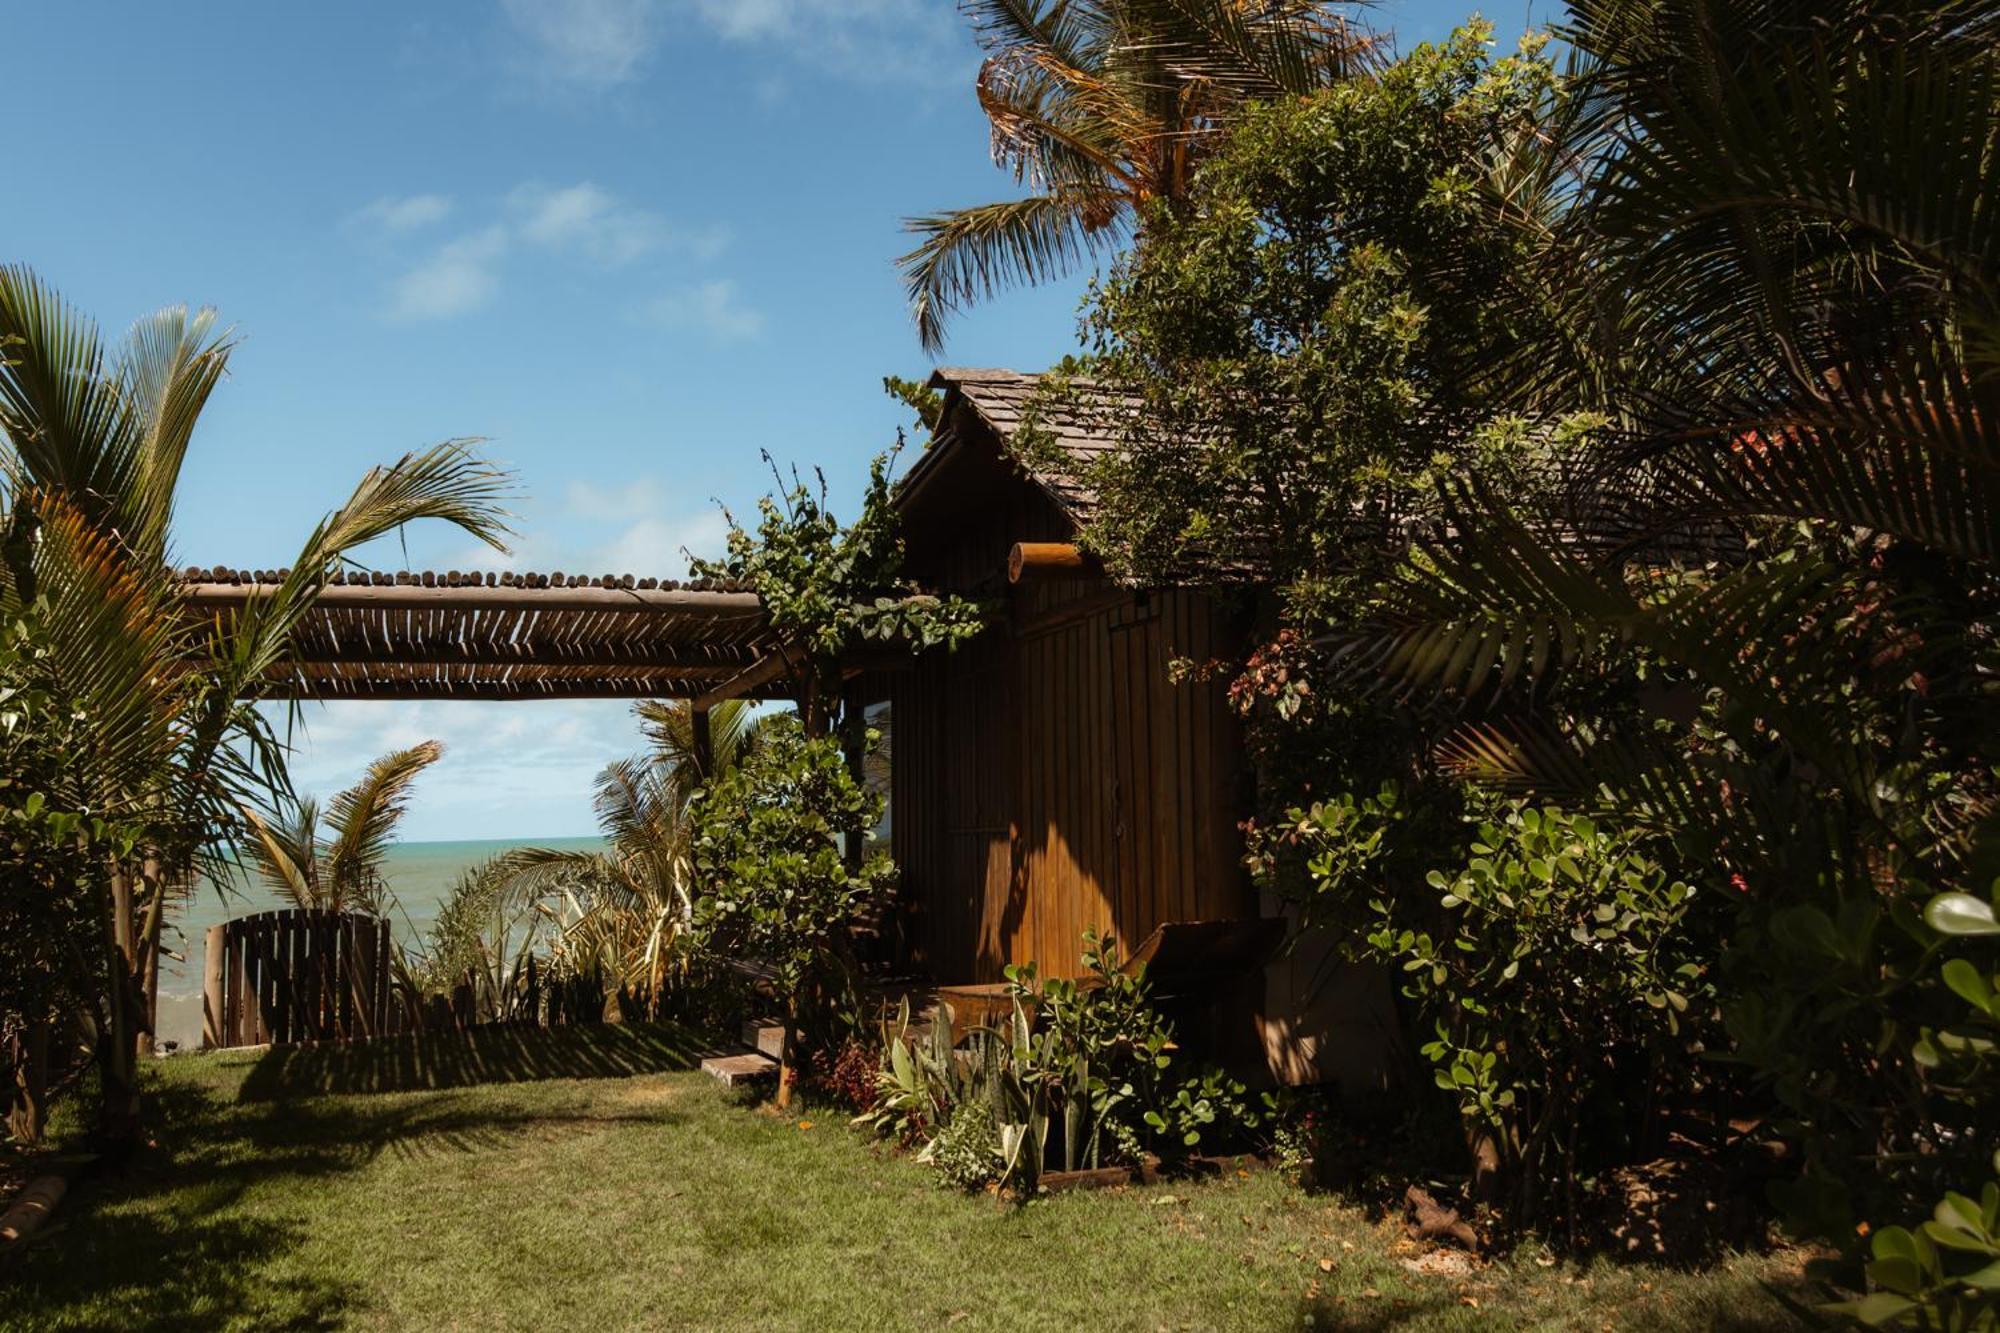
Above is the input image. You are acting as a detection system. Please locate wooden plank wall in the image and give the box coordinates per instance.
[887,585,1250,983]
[201,909,394,1048]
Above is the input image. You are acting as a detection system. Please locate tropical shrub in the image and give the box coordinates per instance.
[1377,805,1708,1222]
[1837,1176,2000,1329]
[1310,0,2000,1248]
[401,854,554,1022]
[804,1036,881,1115]
[923,1105,1004,1192]
[690,450,983,735]
[1,612,137,1142]
[689,716,896,1102]
[1831,885,2000,1325]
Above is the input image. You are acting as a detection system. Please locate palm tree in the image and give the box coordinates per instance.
[496,700,756,1014]
[245,740,446,917]
[1327,0,1998,1211]
[0,266,511,1140]
[900,0,1367,352]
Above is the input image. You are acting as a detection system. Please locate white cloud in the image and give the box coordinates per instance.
[509,182,727,266]
[638,279,765,343]
[499,0,660,86]
[436,481,729,582]
[386,225,508,321]
[563,476,668,523]
[687,0,971,89]
[495,0,971,95]
[351,193,454,232]
[690,0,785,40]
[367,182,730,322]
[600,510,730,575]
[269,697,645,841]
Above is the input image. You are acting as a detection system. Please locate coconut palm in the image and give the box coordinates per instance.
[245,740,446,917]
[0,266,512,1139]
[900,0,1368,352]
[496,700,757,1013]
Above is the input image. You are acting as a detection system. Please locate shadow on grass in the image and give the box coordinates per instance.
[7,1053,700,1330]
[1294,1266,1822,1331]
[237,1020,714,1101]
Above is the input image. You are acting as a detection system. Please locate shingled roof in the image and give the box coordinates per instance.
[916,367,1140,524]
[179,566,779,702]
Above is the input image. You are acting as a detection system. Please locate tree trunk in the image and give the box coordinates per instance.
[1467,1125,1504,1209]
[7,1021,50,1145]
[775,996,797,1112]
[96,860,145,1148]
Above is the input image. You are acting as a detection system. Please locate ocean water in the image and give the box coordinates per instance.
[156,835,605,1049]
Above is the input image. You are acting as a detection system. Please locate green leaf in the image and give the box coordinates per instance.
[1941,958,1994,1013]
[1925,893,2000,936]
[1825,1292,1918,1324]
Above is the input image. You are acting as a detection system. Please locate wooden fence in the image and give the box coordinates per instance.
[201,909,394,1049]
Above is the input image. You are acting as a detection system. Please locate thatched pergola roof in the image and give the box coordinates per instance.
[181,567,785,703]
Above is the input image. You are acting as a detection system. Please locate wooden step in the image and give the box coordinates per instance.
[700,1051,778,1087]
[739,1019,785,1059]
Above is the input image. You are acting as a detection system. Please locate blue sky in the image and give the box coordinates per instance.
[2,0,1541,840]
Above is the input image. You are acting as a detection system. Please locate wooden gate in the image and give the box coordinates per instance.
[200,909,394,1049]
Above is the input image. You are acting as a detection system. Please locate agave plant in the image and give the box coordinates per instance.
[0,266,511,1138]
[900,0,1368,351]
[244,740,445,917]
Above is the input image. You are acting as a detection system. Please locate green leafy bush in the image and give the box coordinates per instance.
[1834,1175,2000,1329]
[922,1106,1003,1192]
[1301,801,1712,1222]
[690,716,895,1088]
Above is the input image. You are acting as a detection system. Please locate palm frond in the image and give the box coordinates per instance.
[23,489,187,809]
[242,799,321,908]
[0,267,142,538]
[112,305,234,562]
[902,191,1124,355]
[323,740,445,911]
[206,440,513,709]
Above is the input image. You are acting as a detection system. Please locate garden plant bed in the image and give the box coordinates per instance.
[1038,1152,1270,1195]
[3,1028,1822,1331]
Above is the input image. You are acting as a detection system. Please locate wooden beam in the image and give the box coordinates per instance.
[690,705,713,778]
[1008,541,1101,583]
[184,582,763,616]
[694,650,793,710]
[257,678,795,703]
[279,644,759,671]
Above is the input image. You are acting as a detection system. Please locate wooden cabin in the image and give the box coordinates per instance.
[853,369,1398,1090]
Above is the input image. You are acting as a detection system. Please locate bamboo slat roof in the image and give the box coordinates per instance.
[180,566,781,702]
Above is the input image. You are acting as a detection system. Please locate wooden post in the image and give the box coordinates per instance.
[350,915,374,1039]
[691,704,714,778]
[376,917,393,1035]
[841,694,867,874]
[202,924,226,1049]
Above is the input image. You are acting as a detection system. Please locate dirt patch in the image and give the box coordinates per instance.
[616,1076,684,1109]
[1399,1248,1480,1278]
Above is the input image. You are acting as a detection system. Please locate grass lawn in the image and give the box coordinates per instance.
[5,1024,1817,1331]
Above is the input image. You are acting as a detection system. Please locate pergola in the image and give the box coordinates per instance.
[181,566,797,766]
